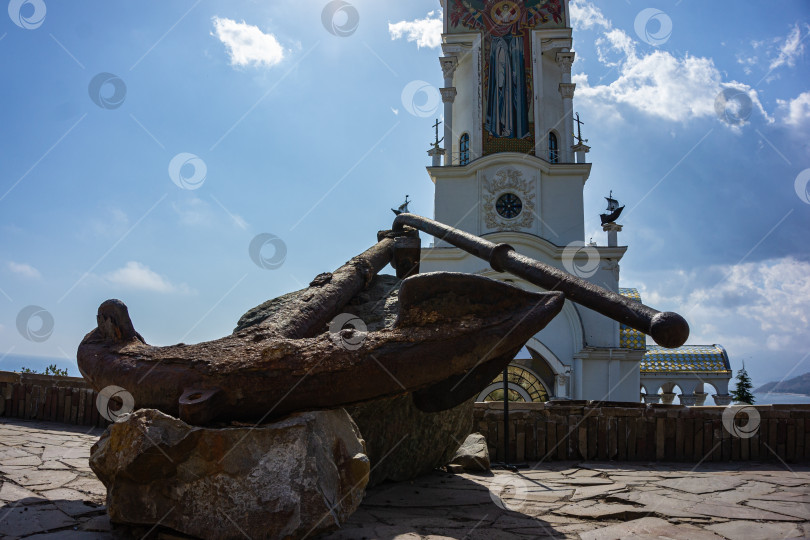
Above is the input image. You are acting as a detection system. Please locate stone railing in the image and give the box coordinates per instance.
[474,400,810,463]
[0,371,110,428]
[3,371,808,464]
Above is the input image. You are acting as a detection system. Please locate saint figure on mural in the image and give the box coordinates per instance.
[485,34,529,139]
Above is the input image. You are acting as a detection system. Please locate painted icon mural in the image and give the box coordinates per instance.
[487,34,528,139]
[448,0,565,154]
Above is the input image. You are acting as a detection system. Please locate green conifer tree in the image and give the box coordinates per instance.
[730,363,755,404]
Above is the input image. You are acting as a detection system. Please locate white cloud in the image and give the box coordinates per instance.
[82,207,129,240]
[172,197,248,230]
[736,52,758,76]
[577,52,720,122]
[389,10,442,49]
[7,262,40,279]
[172,197,212,226]
[572,1,771,125]
[104,262,193,294]
[638,257,810,353]
[595,28,636,67]
[212,17,284,68]
[691,258,810,338]
[569,0,609,30]
[769,23,806,71]
[777,91,810,127]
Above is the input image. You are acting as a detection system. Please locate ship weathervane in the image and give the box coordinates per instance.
[392,195,411,216]
[600,190,624,225]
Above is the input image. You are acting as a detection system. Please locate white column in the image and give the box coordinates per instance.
[713,394,733,406]
[573,143,590,164]
[643,393,662,404]
[558,83,576,163]
[427,146,445,167]
[555,372,570,398]
[532,31,545,159]
[440,87,457,165]
[556,51,575,163]
[602,222,623,247]
[439,56,458,166]
[573,357,583,400]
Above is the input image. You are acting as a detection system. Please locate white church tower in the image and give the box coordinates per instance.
[420,0,644,402]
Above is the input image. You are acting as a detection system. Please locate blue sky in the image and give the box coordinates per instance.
[0,0,808,389]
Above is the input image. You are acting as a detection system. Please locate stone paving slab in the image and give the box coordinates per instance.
[1,418,810,539]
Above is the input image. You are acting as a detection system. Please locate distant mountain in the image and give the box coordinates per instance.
[754,372,810,396]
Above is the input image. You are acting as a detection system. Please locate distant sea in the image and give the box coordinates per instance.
[753,392,810,405]
[0,354,80,377]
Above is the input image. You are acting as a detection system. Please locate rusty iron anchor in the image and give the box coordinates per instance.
[78,228,564,424]
[78,217,689,425]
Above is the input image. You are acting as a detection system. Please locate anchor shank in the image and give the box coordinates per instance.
[393,213,688,348]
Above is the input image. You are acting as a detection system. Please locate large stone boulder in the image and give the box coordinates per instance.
[340,275,474,486]
[347,395,473,486]
[90,408,369,540]
[237,274,475,487]
[449,432,490,471]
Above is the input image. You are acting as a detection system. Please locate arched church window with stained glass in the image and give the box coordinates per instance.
[459,133,470,165]
[477,365,549,403]
[548,132,559,163]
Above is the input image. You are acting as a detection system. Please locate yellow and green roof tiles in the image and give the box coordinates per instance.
[641,344,732,374]
[618,288,646,350]
[618,288,731,374]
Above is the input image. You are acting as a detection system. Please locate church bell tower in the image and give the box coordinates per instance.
[421,0,642,403]
[427,0,591,246]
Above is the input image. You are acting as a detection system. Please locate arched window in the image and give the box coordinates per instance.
[476,365,550,403]
[548,132,559,163]
[459,133,470,165]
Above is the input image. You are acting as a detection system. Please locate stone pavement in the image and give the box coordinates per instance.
[2,418,809,539]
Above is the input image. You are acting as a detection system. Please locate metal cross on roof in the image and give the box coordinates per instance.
[431,118,444,149]
[574,112,588,145]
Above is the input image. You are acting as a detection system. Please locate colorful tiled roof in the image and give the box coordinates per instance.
[641,345,732,374]
[618,288,646,350]
[619,288,731,374]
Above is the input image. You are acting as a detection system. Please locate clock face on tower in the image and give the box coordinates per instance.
[496,193,523,219]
